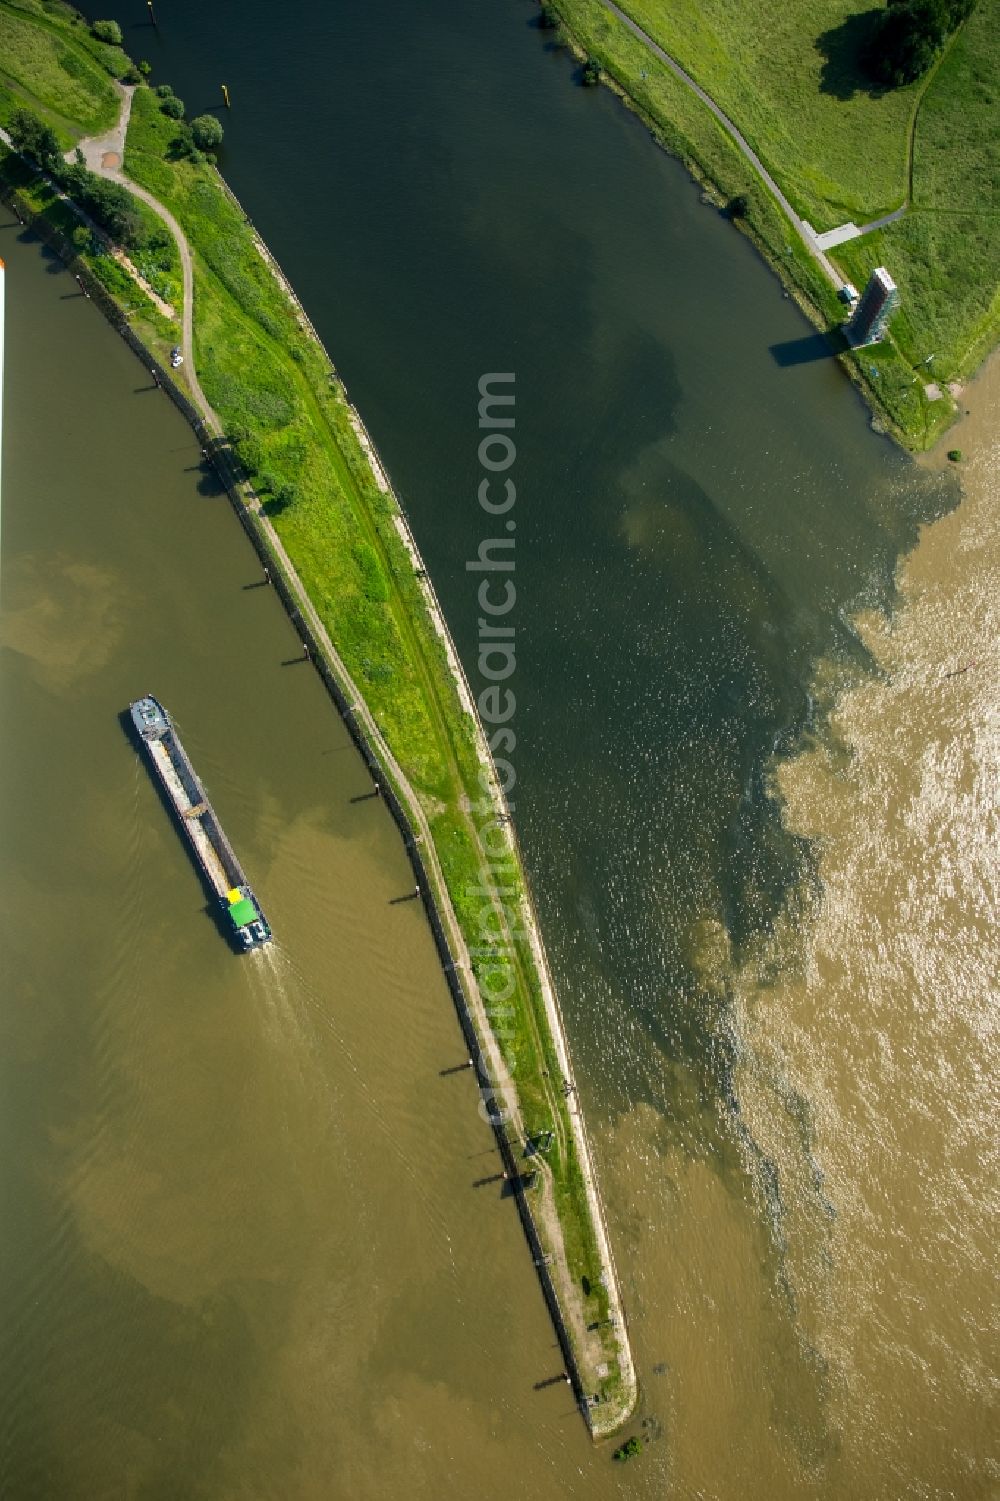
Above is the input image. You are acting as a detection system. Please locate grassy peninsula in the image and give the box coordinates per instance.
[551,0,1000,447]
[0,0,636,1434]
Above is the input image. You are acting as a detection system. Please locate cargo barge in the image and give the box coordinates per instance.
[129,695,272,950]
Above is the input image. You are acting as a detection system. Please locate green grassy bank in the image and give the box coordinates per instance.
[0,0,632,1426]
[0,0,134,143]
[0,0,180,343]
[551,0,1000,447]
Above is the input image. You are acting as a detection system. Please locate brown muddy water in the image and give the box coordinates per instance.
[607,363,1000,1498]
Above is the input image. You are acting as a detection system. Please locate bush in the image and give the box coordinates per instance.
[160,95,185,119]
[947,448,963,461]
[59,161,144,249]
[145,225,172,256]
[864,0,977,87]
[154,83,175,99]
[232,432,266,476]
[539,3,559,26]
[612,1436,643,1463]
[581,57,601,85]
[191,113,224,150]
[7,107,62,171]
[139,60,152,77]
[91,18,122,45]
[727,193,750,219]
[264,482,296,514]
[92,43,133,81]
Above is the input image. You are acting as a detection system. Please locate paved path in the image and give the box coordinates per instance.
[855,203,908,237]
[599,0,845,286]
[73,83,130,173]
[74,84,215,423]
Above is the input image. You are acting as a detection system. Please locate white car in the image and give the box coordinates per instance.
[170,346,184,369]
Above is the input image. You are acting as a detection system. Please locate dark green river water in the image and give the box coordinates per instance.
[3,0,995,1496]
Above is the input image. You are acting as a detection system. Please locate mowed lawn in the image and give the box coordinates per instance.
[0,3,117,139]
[834,1,1000,374]
[612,0,919,225]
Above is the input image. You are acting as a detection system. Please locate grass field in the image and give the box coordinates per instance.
[0,3,118,141]
[555,0,1000,444]
[608,0,920,225]
[834,1,1000,377]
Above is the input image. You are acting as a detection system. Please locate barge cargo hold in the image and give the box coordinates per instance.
[129,695,272,950]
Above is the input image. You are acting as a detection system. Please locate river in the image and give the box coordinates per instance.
[2,0,996,1494]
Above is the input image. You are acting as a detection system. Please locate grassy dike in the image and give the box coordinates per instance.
[0,0,637,1436]
[549,0,1000,449]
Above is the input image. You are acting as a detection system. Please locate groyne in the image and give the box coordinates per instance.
[1,180,637,1436]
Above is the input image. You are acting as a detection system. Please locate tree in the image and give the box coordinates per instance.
[265,482,296,514]
[138,60,152,77]
[581,56,601,85]
[59,162,144,249]
[190,114,224,151]
[232,432,265,478]
[160,94,185,119]
[86,176,142,245]
[7,108,62,171]
[612,1436,643,1462]
[146,225,172,256]
[91,19,123,45]
[727,193,750,219]
[864,0,977,86]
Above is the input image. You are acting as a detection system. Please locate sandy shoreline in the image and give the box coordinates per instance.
[920,342,1000,471]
